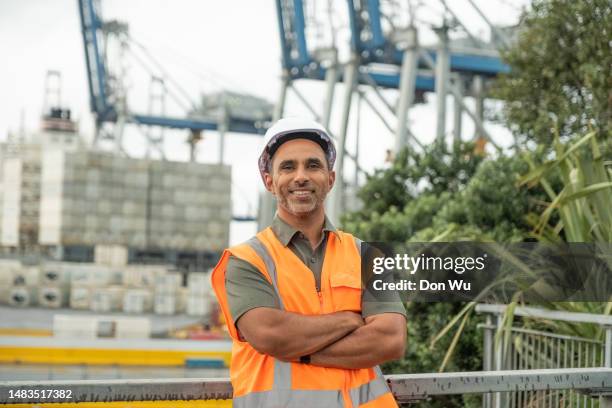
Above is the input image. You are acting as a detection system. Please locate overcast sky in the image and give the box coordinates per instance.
[0,0,528,244]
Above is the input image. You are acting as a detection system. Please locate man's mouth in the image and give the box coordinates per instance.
[290,189,313,197]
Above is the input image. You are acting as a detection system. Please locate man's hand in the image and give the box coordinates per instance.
[310,313,407,369]
[236,308,363,361]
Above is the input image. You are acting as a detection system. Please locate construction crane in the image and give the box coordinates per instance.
[77,0,271,158]
[270,0,517,225]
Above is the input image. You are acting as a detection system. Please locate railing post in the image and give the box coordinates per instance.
[605,326,612,368]
[494,314,504,371]
[493,314,505,408]
[481,314,495,408]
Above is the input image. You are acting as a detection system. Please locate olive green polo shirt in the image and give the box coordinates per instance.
[225,214,406,324]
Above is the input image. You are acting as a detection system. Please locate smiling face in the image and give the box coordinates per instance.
[263,138,335,219]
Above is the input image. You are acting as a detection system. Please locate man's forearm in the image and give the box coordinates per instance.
[237,308,363,361]
[310,313,406,369]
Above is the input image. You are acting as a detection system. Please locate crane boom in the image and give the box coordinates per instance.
[77,0,268,134]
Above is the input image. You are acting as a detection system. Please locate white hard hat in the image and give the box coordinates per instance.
[258,117,336,184]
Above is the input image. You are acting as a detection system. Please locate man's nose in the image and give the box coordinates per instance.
[294,165,309,183]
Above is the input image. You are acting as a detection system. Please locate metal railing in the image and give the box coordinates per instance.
[1,368,611,406]
[506,328,604,408]
[477,304,612,408]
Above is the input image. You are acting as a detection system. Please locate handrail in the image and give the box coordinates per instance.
[475,304,612,326]
[476,303,612,369]
[387,368,612,404]
[1,368,611,405]
[477,323,605,343]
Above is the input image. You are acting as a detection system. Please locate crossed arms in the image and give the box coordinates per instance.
[236,308,406,369]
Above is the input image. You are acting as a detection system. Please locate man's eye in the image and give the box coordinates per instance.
[281,164,293,170]
[308,162,321,168]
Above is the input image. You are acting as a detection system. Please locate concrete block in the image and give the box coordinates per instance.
[187,272,212,296]
[91,286,124,312]
[154,272,182,294]
[94,244,128,267]
[67,264,120,287]
[53,315,97,339]
[69,285,91,310]
[122,289,153,314]
[186,295,212,317]
[115,317,151,339]
[123,265,168,288]
[154,294,177,315]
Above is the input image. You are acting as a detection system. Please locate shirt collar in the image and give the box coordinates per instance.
[271,213,340,247]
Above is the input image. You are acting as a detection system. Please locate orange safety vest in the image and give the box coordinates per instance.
[211,227,398,408]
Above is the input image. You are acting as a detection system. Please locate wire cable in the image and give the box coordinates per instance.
[127,35,200,112]
[129,30,245,93]
[125,46,193,113]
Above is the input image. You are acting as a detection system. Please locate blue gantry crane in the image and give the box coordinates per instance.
[270,0,516,224]
[78,0,270,155]
[275,0,508,90]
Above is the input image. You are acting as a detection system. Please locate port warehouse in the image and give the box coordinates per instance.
[0,135,231,307]
[0,123,236,370]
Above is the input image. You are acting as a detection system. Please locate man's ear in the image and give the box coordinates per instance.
[328,170,336,191]
[263,172,275,194]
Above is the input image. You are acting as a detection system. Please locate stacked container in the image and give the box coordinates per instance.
[39,150,149,247]
[39,150,231,251]
[148,160,231,250]
[186,271,213,316]
[94,244,129,267]
[67,263,122,310]
[0,145,41,248]
[122,265,168,314]
[122,289,153,314]
[90,286,125,312]
[153,271,184,315]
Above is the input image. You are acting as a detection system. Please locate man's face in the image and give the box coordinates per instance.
[263,138,335,217]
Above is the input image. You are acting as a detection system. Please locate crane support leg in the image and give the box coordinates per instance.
[322,55,338,129]
[257,72,289,230]
[435,26,450,143]
[453,76,463,143]
[328,57,357,225]
[395,27,418,152]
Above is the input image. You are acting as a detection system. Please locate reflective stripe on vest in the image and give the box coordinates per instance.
[232,234,393,408]
[234,388,345,408]
[349,366,390,407]
[247,236,284,308]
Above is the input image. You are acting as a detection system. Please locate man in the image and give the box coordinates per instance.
[211,117,407,407]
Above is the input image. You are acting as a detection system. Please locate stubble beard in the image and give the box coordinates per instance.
[278,186,327,217]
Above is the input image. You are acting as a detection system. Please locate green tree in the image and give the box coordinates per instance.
[343,143,546,408]
[493,0,611,145]
[344,142,546,244]
[343,141,484,242]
